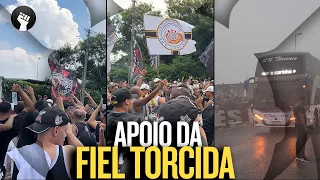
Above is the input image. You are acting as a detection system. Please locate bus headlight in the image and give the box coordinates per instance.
[254,114,263,120]
[289,115,295,121]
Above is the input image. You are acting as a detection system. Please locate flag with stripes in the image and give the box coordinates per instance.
[144,15,196,55]
[107,24,116,75]
[199,39,214,67]
[199,39,214,77]
[131,39,143,83]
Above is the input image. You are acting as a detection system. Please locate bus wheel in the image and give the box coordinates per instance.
[315,109,319,128]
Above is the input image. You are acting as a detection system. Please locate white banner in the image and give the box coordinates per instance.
[107,25,116,75]
[144,15,196,55]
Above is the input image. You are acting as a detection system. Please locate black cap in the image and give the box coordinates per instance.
[0,101,11,113]
[26,106,70,133]
[153,98,199,124]
[111,88,131,105]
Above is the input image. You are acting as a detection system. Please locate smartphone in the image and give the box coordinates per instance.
[102,93,107,104]
[12,92,18,105]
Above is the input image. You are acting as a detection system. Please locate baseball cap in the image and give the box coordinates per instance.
[26,106,70,134]
[111,88,132,105]
[154,78,161,83]
[153,98,199,124]
[141,84,150,90]
[205,86,214,93]
[170,87,193,100]
[46,99,54,105]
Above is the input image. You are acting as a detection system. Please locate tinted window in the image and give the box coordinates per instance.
[256,55,304,77]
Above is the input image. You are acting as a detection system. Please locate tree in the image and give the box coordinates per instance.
[109,0,213,81]
[57,33,107,102]
[166,0,214,57]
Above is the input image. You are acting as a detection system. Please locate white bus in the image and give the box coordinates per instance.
[244,52,320,129]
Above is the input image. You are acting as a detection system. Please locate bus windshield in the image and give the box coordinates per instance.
[253,81,302,110]
[256,55,304,77]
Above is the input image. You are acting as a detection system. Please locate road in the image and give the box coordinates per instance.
[215,125,320,179]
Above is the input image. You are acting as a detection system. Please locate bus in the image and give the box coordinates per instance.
[243,52,320,128]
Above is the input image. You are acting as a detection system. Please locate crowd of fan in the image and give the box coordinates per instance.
[0,70,214,179]
[0,81,106,179]
[106,70,214,175]
[106,70,214,144]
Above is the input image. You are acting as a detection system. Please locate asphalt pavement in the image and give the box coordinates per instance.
[216,124,320,179]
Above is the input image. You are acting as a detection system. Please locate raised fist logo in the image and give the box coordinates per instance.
[11,6,36,31]
[17,12,30,31]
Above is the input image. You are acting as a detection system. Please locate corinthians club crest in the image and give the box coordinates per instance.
[157,19,190,52]
[51,72,74,96]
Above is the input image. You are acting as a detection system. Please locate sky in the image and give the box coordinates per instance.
[109,0,167,62]
[0,0,106,80]
[215,0,320,84]
[115,0,167,14]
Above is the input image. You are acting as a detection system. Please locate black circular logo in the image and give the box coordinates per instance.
[11,6,36,31]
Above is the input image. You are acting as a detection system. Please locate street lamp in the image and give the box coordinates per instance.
[294,33,302,51]
[37,58,41,79]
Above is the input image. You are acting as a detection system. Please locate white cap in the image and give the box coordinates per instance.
[173,81,177,84]
[205,86,214,92]
[46,99,53,105]
[141,84,150,90]
[153,78,161,83]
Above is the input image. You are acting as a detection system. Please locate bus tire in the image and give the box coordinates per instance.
[315,109,319,128]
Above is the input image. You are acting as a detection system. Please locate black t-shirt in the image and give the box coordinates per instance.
[293,102,306,127]
[202,104,214,146]
[106,104,113,115]
[202,97,209,107]
[0,111,26,166]
[106,112,142,146]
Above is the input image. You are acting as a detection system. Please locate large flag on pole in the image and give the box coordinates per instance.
[144,15,196,55]
[48,52,78,100]
[131,39,143,83]
[199,39,214,77]
[107,24,116,76]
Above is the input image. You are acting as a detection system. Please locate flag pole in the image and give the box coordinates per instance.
[81,28,91,104]
[157,55,160,77]
[129,0,136,85]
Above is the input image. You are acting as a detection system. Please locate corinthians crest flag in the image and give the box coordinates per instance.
[48,52,78,100]
[144,15,196,55]
[131,39,143,83]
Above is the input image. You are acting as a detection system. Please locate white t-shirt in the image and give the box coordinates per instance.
[4,137,18,179]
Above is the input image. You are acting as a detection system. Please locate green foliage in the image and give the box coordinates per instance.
[108,0,213,81]
[2,79,51,101]
[110,55,206,82]
[57,33,106,93]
